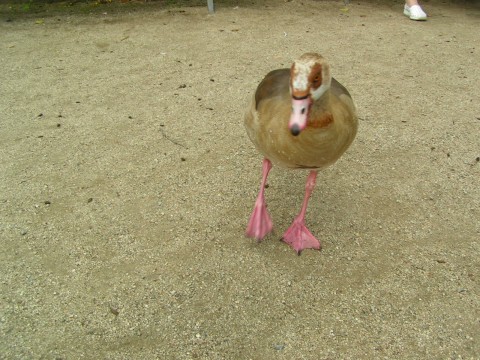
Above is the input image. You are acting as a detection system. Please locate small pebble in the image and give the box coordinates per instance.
[109,306,119,316]
[274,344,285,351]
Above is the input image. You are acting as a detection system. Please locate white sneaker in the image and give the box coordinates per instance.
[404,4,427,20]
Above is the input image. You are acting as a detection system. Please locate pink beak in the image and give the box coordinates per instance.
[289,97,311,136]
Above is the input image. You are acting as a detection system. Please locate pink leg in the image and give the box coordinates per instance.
[282,170,321,254]
[246,158,273,241]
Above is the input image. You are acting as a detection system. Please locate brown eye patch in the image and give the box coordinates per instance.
[309,64,323,89]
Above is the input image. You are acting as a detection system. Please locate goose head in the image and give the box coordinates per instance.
[289,53,331,136]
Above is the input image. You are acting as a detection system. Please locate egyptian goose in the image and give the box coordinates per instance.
[244,53,358,254]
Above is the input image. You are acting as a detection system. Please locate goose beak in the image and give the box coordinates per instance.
[289,96,311,136]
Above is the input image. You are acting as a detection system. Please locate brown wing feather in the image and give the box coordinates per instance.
[330,77,352,99]
[255,68,290,110]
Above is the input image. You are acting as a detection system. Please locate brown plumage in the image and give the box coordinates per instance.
[244,53,358,254]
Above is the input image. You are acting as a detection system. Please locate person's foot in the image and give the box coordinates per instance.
[404,4,427,20]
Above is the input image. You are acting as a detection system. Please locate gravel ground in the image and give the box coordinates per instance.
[1,0,479,358]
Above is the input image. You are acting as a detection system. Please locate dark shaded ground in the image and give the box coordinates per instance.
[1,0,479,358]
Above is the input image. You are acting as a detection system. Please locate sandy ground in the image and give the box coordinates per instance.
[1,0,479,358]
